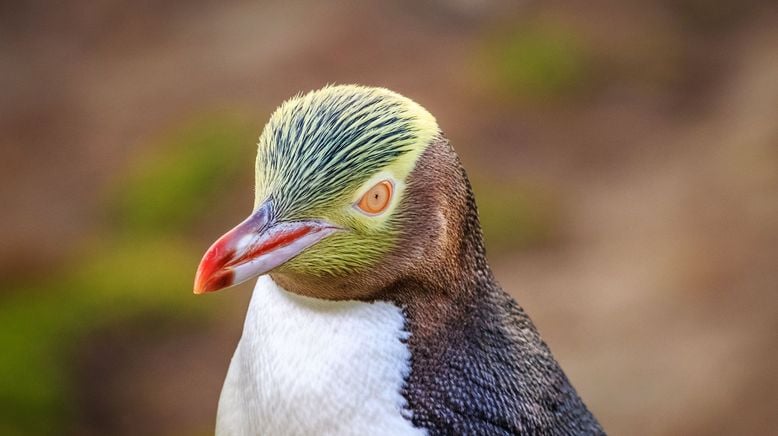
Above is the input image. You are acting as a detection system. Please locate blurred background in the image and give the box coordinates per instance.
[1,0,777,434]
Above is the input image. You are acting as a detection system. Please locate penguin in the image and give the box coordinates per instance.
[194,85,604,435]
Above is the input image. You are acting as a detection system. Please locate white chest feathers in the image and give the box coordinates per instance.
[216,275,425,436]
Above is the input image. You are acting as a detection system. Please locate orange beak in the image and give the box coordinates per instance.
[193,202,338,294]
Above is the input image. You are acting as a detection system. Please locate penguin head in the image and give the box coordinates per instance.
[195,85,469,299]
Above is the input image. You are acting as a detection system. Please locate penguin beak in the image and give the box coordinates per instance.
[194,202,339,294]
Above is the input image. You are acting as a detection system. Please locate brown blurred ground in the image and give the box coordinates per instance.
[1,1,777,435]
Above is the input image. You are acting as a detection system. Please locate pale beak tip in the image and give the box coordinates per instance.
[193,269,208,295]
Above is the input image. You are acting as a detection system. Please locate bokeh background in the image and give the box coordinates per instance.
[2,1,777,434]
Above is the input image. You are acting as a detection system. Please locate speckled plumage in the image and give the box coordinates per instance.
[255,85,437,218]
[254,86,438,277]
[382,137,605,435]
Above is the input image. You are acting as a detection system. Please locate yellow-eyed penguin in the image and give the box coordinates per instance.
[194,85,604,435]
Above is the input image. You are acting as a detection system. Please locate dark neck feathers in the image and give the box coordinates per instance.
[389,137,604,435]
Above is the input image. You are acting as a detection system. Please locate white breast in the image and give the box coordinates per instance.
[215,275,425,436]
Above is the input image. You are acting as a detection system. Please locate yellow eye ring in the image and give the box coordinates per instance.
[356,180,393,215]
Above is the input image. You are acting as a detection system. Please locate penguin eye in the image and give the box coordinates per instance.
[356,180,393,215]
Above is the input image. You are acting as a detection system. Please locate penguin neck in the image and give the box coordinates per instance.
[397,136,497,303]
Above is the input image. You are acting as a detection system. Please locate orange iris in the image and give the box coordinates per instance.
[357,180,393,214]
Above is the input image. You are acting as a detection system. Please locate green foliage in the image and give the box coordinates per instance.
[479,22,591,101]
[0,113,255,434]
[0,241,203,434]
[472,177,562,253]
[113,115,256,235]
